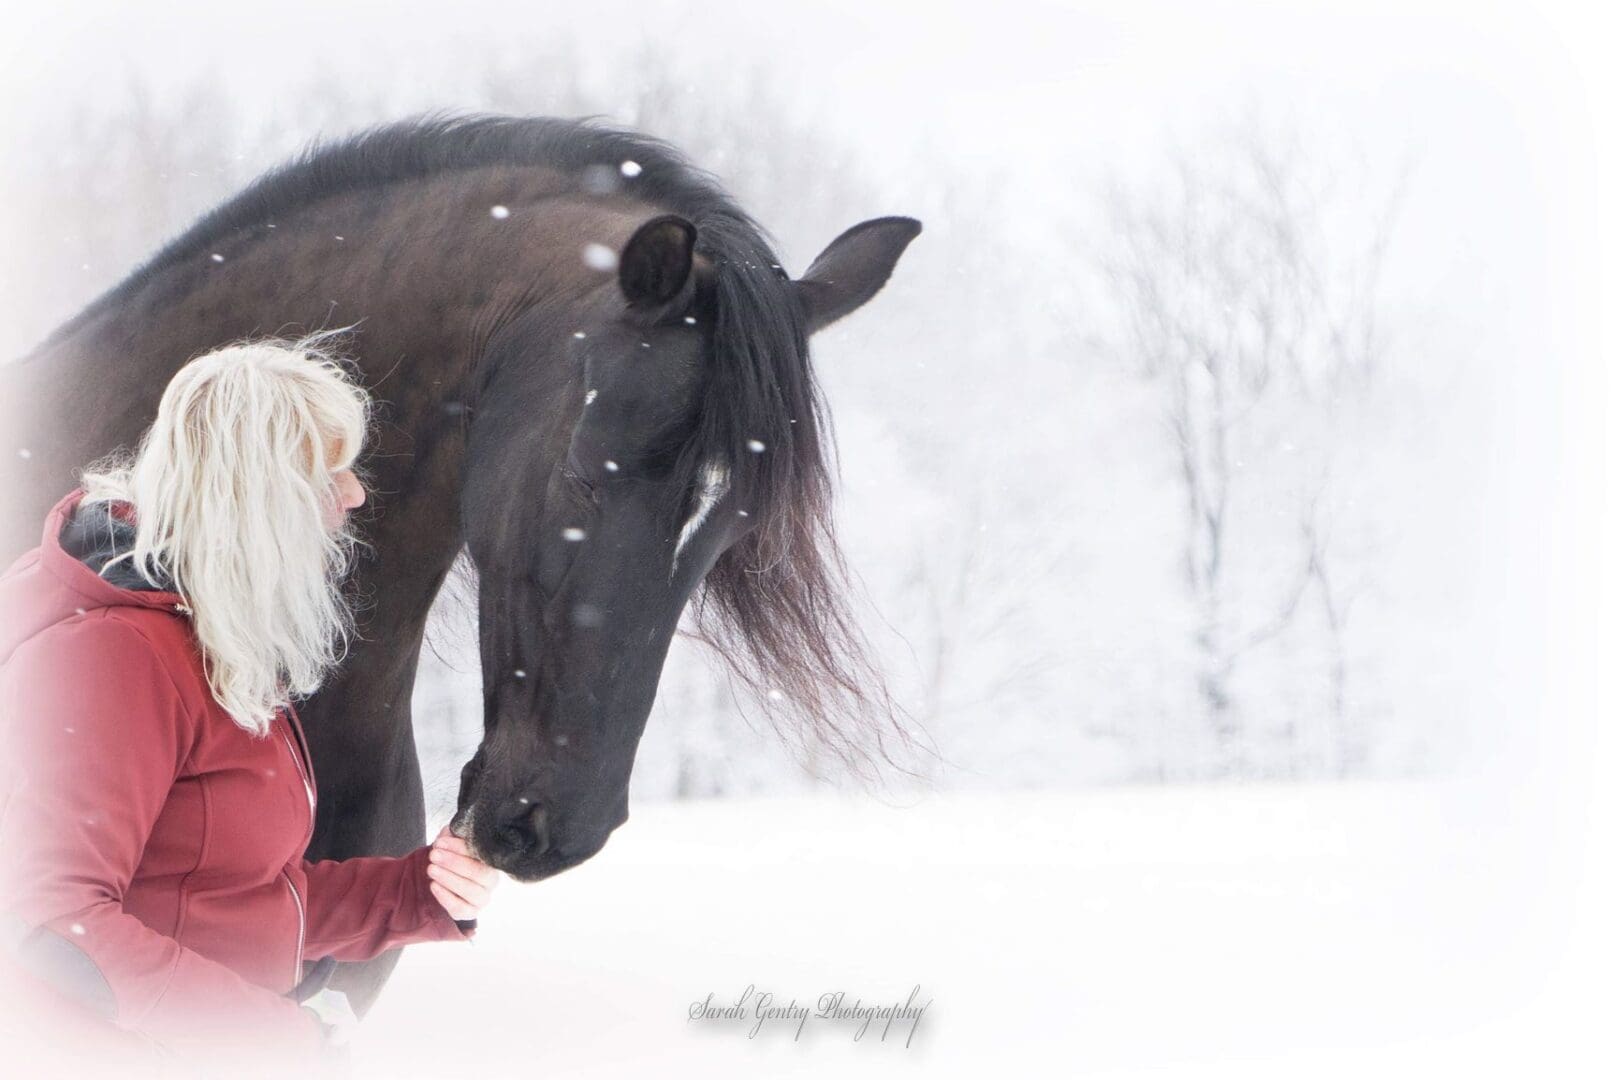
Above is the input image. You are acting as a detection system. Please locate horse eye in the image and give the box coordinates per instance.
[560,458,597,500]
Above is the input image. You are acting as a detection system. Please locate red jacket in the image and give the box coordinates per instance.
[0,488,471,1060]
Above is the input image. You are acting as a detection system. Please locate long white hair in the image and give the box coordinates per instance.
[76,332,375,737]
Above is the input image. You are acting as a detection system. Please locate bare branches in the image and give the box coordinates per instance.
[1092,122,1403,778]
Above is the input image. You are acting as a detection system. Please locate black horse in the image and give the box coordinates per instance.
[0,114,922,1011]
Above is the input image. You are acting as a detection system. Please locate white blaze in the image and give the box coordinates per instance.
[671,459,731,580]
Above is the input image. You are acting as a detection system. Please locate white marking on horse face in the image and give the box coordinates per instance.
[670,459,731,580]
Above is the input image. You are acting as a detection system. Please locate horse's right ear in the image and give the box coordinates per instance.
[619,214,697,307]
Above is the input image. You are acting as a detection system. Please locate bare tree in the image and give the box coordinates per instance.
[1094,125,1403,778]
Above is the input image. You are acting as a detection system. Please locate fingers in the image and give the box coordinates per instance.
[429,846,497,884]
[428,880,479,921]
[432,831,479,862]
[428,857,494,898]
[427,825,500,920]
[427,862,489,910]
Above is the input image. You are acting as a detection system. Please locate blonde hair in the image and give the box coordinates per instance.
[76,331,375,737]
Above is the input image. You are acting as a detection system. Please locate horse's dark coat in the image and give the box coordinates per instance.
[1,113,921,1014]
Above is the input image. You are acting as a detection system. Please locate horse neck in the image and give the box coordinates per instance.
[3,172,639,565]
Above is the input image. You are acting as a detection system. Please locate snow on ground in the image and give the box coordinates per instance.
[350,779,1607,1078]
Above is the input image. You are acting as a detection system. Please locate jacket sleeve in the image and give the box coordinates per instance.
[0,616,324,1059]
[299,845,476,963]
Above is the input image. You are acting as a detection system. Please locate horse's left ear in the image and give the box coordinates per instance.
[792,216,922,335]
[620,214,697,307]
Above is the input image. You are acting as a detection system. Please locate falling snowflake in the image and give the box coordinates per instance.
[582,243,617,271]
[683,316,697,326]
[746,439,766,453]
[766,688,785,702]
[737,510,749,517]
[584,389,598,405]
[334,235,345,241]
[573,330,587,339]
[210,253,225,263]
[561,527,587,542]
[620,160,642,177]
[604,460,619,472]
[553,734,570,747]
[69,924,85,936]
[490,205,511,219]
[514,669,526,679]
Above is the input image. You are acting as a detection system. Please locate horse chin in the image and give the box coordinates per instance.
[492,844,596,884]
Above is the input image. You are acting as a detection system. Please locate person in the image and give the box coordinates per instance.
[0,336,500,1071]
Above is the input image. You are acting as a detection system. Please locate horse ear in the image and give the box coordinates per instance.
[792,216,922,335]
[619,214,697,306]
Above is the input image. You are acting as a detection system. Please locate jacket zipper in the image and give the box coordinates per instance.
[277,711,315,989]
[277,721,316,822]
[281,868,306,989]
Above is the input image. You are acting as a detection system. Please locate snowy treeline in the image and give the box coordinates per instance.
[0,38,1478,808]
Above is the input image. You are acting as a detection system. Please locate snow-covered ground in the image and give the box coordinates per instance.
[349,779,1610,1078]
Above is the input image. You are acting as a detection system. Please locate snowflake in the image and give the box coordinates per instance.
[583,243,618,271]
[620,160,642,178]
[561,527,587,542]
[490,205,511,220]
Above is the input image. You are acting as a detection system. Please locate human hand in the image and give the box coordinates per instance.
[426,825,501,920]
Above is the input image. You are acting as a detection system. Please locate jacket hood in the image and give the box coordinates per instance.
[0,488,188,669]
[57,494,175,593]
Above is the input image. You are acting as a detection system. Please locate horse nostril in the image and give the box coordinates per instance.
[494,802,550,856]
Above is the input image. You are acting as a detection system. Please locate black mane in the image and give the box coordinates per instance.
[104,112,759,295]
